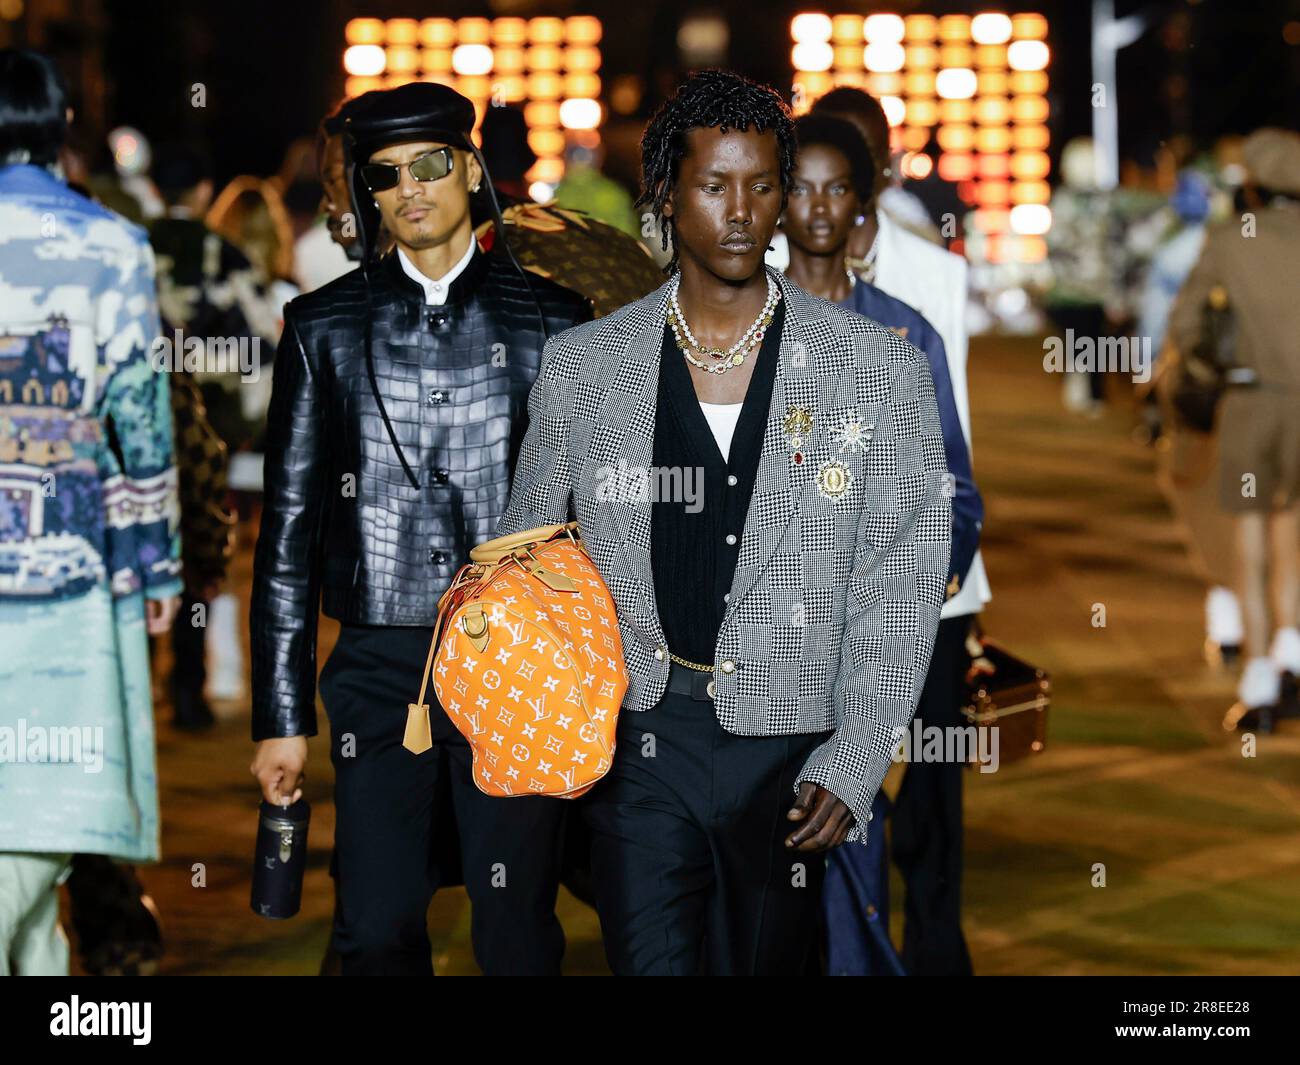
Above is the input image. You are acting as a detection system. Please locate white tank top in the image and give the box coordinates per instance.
[698,400,744,463]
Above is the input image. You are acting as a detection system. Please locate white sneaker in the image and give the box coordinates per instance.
[1270,626,1300,675]
[1205,587,1245,647]
[205,593,247,702]
[1238,656,1281,709]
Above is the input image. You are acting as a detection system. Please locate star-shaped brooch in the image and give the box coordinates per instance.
[834,416,874,453]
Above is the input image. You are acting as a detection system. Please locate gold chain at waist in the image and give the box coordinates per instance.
[668,651,713,673]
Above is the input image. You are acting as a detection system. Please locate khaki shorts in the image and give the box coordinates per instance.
[1217,389,1300,512]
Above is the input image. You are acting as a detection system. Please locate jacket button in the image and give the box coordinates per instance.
[429,312,448,328]
[720,660,735,673]
[653,647,665,661]
[429,549,448,565]
[434,468,450,484]
[427,389,446,405]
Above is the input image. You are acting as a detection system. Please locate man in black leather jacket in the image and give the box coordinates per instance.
[248,83,591,975]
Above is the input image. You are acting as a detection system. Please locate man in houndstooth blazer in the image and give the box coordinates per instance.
[499,70,951,973]
[499,265,951,833]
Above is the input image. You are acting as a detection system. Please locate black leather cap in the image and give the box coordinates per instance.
[344,82,476,162]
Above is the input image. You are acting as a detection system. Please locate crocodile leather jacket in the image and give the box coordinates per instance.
[250,247,591,740]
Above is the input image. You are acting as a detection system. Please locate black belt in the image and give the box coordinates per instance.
[666,661,716,702]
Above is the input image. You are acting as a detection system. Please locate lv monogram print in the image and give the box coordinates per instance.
[431,536,627,798]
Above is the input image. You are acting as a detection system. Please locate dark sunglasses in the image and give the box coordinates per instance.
[360,147,455,192]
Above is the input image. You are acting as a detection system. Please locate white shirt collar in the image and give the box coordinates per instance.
[396,237,477,305]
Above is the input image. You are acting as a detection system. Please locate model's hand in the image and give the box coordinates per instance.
[785,782,853,852]
[145,595,181,635]
[251,737,308,806]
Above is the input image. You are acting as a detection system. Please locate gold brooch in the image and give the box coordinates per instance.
[783,405,813,450]
[817,460,851,499]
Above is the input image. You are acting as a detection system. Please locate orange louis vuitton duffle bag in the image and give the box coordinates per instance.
[407,521,627,799]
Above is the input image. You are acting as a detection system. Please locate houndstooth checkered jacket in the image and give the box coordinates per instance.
[498,267,951,842]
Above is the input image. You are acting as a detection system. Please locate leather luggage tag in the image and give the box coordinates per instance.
[403,702,433,754]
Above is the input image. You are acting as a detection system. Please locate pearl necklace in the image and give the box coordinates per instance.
[667,274,780,375]
[845,227,880,283]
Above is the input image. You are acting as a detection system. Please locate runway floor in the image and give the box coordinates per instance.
[87,335,1300,975]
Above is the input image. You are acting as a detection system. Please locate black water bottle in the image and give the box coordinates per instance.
[250,798,310,919]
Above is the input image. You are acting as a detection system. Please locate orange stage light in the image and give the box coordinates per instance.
[977,153,1010,179]
[386,46,418,74]
[528,45,563,71]
[976,126,1011,153]
[565,73,601,98]
[869,72,903,96]
[566,46,602,72]
[900,127,930,151]
[420,50,451,73]
[1011,95,1050,123]
[937,15,971,41]
[831,15,863,42]
[566,15,602,44]
[491,18,527,45]
[938,153,974,181]
[939,98,974,123]
[493,49,525,75]
[386,19,418,46]
[457,18,491,45]
[939,45,974,68]
[937,125,974,152]
[419,19,456,48]
[906,44,939,69]
[1012,125,1050,150]
[1012,180,1050,204]
[906,98,938,125]
[1011,13,1048,39]
[977,186,1011,210]
[527,72,563,100]
[345,19,385,46]
[904,14,937,40]
[975,96,1010,125]
[523,101,560,127]
[1010,151,1051,180]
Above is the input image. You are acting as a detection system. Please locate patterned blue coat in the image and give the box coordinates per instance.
[0,163,180,861]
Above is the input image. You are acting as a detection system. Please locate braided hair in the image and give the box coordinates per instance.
[637,69,796,269]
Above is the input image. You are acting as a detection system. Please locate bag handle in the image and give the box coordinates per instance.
[470,520,577,563]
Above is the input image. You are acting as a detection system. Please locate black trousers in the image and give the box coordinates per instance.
[170,591,205,696]
[891,614,974,976]
[583,685,829,975]
[319,623,568,976]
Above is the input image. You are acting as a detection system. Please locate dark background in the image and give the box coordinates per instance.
[9,0,1300,187]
